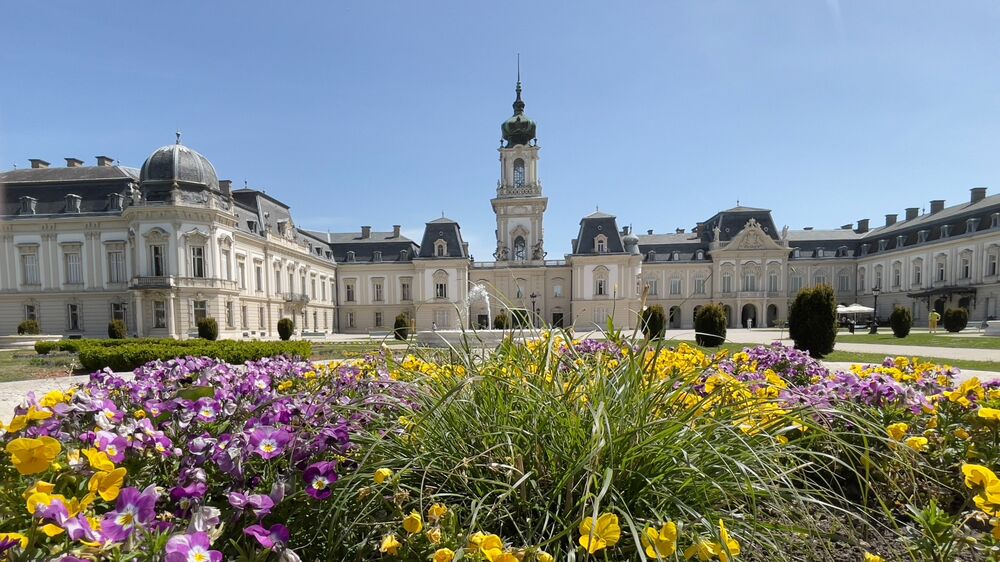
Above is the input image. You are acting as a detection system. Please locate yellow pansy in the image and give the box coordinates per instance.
[6,407,53,434]
[478,534,504,561]
[427,502,448,522]
[979,407,1000,422]
[22,479,55,500]
[432,548,455,562]
[578,512,621,554]
[402,511,423,534]
[683,536,718,561]
[0,532,28,549]
[863,553,885,562]
[379,533,401,556]
[88,467,127,502]
[40,523,64,537]
[905,436,929,452]
[641,521,678,558]
[962,464,1000,490]
[494,554,518,562]
[82,448,115,472]
[374,468,393,484]
[955,427,971,440]
[40,390,69,408]
[426,526,442,544]
[6,436,61,475]
[886,422,908,441]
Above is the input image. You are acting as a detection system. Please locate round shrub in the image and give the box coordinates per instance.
[197,317,219,341]
[943,308,969,333]
[278,318,295,341]
[639,305,666,340]
[107,319,127,339]
[393,313,409,341]
[788,284,837,358]
[34,341,58,355]
[17,319,40,335]
[889,307,912,338]
[694,303,727,347]
[493,313,510,330]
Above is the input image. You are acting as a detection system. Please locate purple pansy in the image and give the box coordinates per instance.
[165,531,222,562]
[303,461,338,500]
[244,523,290,549]
[248,426,293,460]
[228,491,275,518]
[101,485,158,542]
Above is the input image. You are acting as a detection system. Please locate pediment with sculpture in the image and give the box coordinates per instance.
[714,218,787,255]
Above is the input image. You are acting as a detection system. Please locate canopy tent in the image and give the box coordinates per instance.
[837,303,874,314]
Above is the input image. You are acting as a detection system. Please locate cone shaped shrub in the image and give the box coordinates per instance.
[788,285,837,358]
[943,308,968,333]
[197,317,219,340]
[277,318,295,341]
[393,313,409,341]
[107,319,127,339]
[639,304,666,340]
[17,319,40,335]
[889,306,912,338]
[694,303,727,347]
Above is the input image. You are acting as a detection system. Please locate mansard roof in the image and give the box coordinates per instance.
[417,217,468,259]
[572,212,625,254]
[302,227,420,264]
[0,165,138,184]
[699,205,780,243]
[0,164,138,217]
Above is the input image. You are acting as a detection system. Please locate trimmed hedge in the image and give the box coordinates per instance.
[694,304,727,347]
[108,320,127,339]
[943,308,969,333]
[639,305,666,340]
[393,313,409,341]
[34,341,59,355]
[72,339,311,372]
[788,285,838,358]
[278,318,295,341]
[889,307,912,339]
[17,320,40,335]
[197,317,219,341]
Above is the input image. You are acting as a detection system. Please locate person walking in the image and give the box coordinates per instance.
[929,310,941,334]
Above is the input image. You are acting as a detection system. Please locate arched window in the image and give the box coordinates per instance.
[593,266,609,297]
[513,158,525,188]
[433,269,449,299]
[594,234,608,253]
[513,236,527,261]
[434,239,447,257]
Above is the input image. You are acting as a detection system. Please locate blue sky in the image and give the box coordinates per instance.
[3,1,1000,258]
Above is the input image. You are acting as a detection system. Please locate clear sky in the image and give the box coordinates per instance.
[3,1,1000,259]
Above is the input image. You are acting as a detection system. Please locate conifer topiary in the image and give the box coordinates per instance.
[694,304,727,347]
[943,308,969,333]
[889,307,912,339]
[277,318,295,341]
[197,317,219,341]
[788,285,837,358]
[639,305,666,340]
[393,313,409,341]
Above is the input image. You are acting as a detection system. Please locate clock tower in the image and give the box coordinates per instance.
[491,74,548,263]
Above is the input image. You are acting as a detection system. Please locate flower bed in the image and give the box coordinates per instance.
[0,337,998,560]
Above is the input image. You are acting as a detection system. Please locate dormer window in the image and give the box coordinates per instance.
[434,239,448,257]
[65,194,81,213]
[896,235,905,249]
[860,244,869,256]
[107,193,124,212]
[671,251,680,261]
[399,250,409,261]
[941,225,951,238]
[792,248,800,258]
[992,213,1000,229]
[247,221,257,234]
[346,251,355,262]
[373,251,382,263]
[815,247,824,258]
[917,230,928,243]
[325,251,332,259]
[594,234,608,254]
[277,221,287,236]
[878,240,888,252]
[646,250,656,262]
[695,250,704,260]
[968,218,981,233]
[19,196,37,215]
[837,246,848,257]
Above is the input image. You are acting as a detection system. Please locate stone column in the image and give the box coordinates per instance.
[167,293,177,339]
[134,292,144,337]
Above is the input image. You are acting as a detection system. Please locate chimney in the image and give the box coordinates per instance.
[930,200,945,214]
[218,180,232,195]
[971,187,988,204]
[647,229,653,235]
[856,219,870,233]
[905,207,919,220]
[29,159,50,169]
[675,227,685,234]
[95,156,115,167]
[360,226,371,239]
[392,225,401,238]
[885,214,897,227]
[65,158,84,168]
[840,224,852,230]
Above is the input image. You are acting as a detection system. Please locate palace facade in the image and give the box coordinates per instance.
[3,82,1000,338]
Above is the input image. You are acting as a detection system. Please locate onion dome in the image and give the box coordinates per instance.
[623,226,640,255]
[501,79,537,148]
[139,133,219,192]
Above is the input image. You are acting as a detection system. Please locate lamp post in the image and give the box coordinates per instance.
[529,292,538,328]
[870,284,881,334]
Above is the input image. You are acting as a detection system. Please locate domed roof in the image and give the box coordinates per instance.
[501,81,537,148]
[140,138,219,192]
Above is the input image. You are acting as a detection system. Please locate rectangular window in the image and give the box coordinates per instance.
[913,265,922,286]
[767,272,778,293]
[193,300,207,323]
[434,310,449,328]
[990,255,999,277]
[962,258,971,279]
[790,276,803,293]
[274,270,282,293]
[288,273,294,294]
[237,261,247,290]
[814,275,826,287]
[25,304,36,321]
[346,282,356,302]
[21,253,39,285]
[324,311,328,330]
[150,245,166,276]
[241,305,248,329]
[838,274,850,292]
[401,280,412,301]
[222,251,232,281]
[435,282,448,299]
[694,278,706,295]
[259,306,266,329]
[347,312,356,328]
[191,247,205,278]
[311,278,317,299]
[111,303,128,329]
[937,262,946,282]
[595,279,607,296]
[153,301,166,328]
[670,278,682,295]
[67,304,80,331]
[553,284,563,298]
[741,274,755,292]
[321,281,327,301]
[892,269,901,288]
[225,301,234,327]
[373,280,384,302]
[375,311,383,328]
[65,251,83,284]
[721,274,733,293]
[108,250,126,284]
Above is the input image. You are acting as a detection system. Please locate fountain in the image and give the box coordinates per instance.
[416,283,530,349]
[467,283,492,329]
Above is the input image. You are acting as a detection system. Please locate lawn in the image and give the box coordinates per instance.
[0,349,79,383]
[835,330,1000,349]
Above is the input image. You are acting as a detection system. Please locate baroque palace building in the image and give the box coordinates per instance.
[3,81,1000,338]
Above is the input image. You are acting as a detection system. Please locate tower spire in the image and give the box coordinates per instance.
[513,54,524,115]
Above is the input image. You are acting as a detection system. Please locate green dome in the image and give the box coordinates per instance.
[501,81,536,147]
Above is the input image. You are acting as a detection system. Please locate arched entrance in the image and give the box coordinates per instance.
[741,304,758,328]
[668,306,682,329]
[766,304,778,327]
[722,305,733,328]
